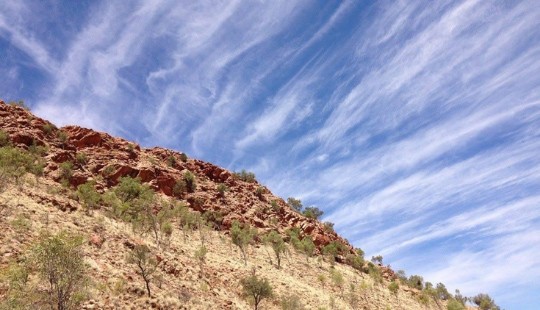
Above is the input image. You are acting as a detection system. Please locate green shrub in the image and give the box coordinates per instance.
[323,221,335,233]
[330,269,344,295]
[179,153,188,162]
[75,152,88,165]
[31,231,88,309]
[8,100,29,110]
[128,244,158,297]
[300,236,316,259]
[302,206,323,219]
[0,146,35,188]
[0,129,9,147]
[231,220,256,265]
[407,275,424,290]
[59,161,73,184]
[167,156,176,167]
[280,294,305,310]
[217,183,228,198]
[371,255,383,264]
[57,130,68,147]
[388,281,399,294]
[234,169,256,182]
[183,171,196,192]
[240,274,272,310]
[472,293,500,310]
[255,186,265,200]
[286,197,302,212]
[173,178,187,196]
[263,231,287,268]
[447,299,466,310]
[42,123,56,135]
[76,181,101,215]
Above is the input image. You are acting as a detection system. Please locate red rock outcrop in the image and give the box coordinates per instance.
[0,100,354,255]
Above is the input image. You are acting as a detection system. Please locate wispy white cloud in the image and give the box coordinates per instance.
[3,1,540,308]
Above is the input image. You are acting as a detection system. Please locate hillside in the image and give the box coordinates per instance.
[0,100,488,309]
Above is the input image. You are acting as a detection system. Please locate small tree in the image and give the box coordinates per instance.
[447,299,466,310]
[300,236,315,260]
[194,245,207,277]
[128,244,158,297]
[234,169,256,182]
[388,281,399,294]
[263,231,287,269]
[217,183,228,198]
[231,220,255,265]
[408,275,424,290]
[183,171,196,192]
[0,129,9,147]
[280,294,305,310]
[472,293,500,310]
[371,255,383,265]
[240,274,272,310]
[330,269,344,296]
[302,206,323,219]
[59,161,73,186]
[31,231,88,310]
[286,197,302,212]
[76,181,101,215]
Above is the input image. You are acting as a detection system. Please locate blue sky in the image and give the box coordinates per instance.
[1,1,539,308]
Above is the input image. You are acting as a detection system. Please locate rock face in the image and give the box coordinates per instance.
[0,101,353,254]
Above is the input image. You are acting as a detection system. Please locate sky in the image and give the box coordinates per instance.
[1,0,539,308]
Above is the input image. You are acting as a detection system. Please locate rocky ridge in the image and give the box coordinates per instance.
[0,100,351,255]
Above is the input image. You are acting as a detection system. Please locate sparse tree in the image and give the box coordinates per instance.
[371,255,383,265]
[231,220,255,265]
[472,293,500,310]
[76,181,101,215]
[31,231,88,310]
[302,206,324,219]
[194,245,207,277]
[183,171,196,192]
[128,244,158,297]
[286,197,302,212]
[263,230,287,268]
[240,274,273,310]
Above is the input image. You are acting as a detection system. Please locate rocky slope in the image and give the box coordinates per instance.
[0,100,458,309]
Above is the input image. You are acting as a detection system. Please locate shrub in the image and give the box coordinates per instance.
[436,282,451,300]
[42,123,56,135]
[280,294,305,310]
[286,197,302,212]
[217,183,228,198]
[263,230,287,268]
[408,275,424,290]
[166,156,176,167]
[194,245,207,277]
[31,231,88,309]
[255,186,265,200]
[0,129,9,147]
[330,269,344,295]
[59,161,73,184]
[371,255,383,265]
[346,253,364,270]
[323,221,335,233]
[302,206,323,219]
[240,274,272,310]
[8,100,29,110]
[140,199,178,247]
[179,153,188,162]
[322,241,347,262]
[472,293,500,310]
[113,177,154,221]
[173,178,187,196]
[234,169,256,182]
[231,220,256,265]
[76,181,101,215]
[57,130,68,148]
[102,165,115,177]
[128,244,158,297]
[75,152,88,165]
[388,281,399,294]
[301,236,315,260]
[183,171,196,192]
[0,146,35,189]
[454,289,467,305]
[447,299,466,310]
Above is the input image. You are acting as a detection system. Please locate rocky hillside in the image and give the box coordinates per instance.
[0,100,488,309]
